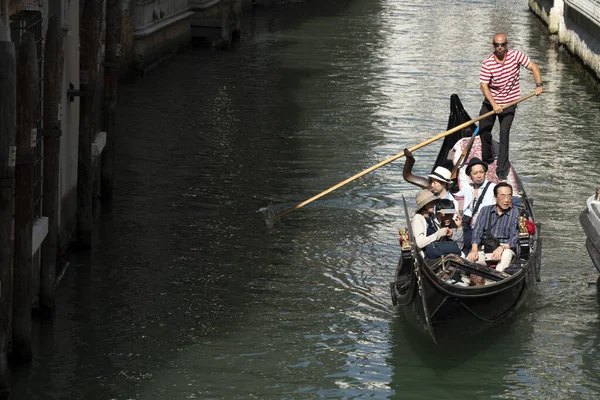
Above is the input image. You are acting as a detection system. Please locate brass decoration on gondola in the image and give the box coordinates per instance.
[518,215,529,237]
[399,228,411,251]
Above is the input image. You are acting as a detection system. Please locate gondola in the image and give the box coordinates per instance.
[579,189,600,273]
[390,94,542,345]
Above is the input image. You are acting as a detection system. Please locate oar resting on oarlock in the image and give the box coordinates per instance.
[264,92,538,227]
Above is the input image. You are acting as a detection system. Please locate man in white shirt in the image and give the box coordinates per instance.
[462,158,496,251]
[462,158,496,225]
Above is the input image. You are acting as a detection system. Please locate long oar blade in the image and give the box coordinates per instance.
[271,92,537,221]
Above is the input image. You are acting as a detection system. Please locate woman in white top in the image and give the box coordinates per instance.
[411,189,452,251]
[428,166,459,212]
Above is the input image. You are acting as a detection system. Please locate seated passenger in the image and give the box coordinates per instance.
[462,158,496,226]
[435,199,469,285]
[466,182,519,272]
[435,199,464,252]
[461,157,496,252]
[428,166,459,211]
[412,189,460,259]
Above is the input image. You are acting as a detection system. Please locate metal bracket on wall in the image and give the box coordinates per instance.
[67,82,89,102]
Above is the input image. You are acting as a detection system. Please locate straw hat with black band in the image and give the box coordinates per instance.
[428,166,452,184]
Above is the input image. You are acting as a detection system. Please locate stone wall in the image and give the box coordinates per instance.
[529,0,600,81]
[119,0,193,75]
[189,0,222,18]
[135,0,189,28]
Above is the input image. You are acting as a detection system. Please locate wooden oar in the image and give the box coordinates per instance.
[271,92,537,221]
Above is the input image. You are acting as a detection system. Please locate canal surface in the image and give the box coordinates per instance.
[12,0,600,398]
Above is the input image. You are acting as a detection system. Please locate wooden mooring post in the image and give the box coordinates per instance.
[40,16,64,312]
[13,32,37,362]
[0,22,16,399]
[77,0,104,246]
[101,0,122,201]
[220,0,242,48]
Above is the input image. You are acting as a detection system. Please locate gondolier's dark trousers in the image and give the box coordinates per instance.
[478,100,517,180]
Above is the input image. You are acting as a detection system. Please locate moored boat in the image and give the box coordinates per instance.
[579,190,600,273]
[390,94,542,344]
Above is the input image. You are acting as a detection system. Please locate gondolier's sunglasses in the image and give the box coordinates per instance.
[493,42,507,47]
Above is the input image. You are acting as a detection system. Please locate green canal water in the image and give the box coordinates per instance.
[11,0,600,398]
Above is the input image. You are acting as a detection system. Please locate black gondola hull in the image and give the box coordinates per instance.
[391,240,540,344]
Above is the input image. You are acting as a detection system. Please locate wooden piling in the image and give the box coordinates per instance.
[0,27,16,398]
[13,32,37,362]
[101,0,122,201]
[40,16,64,313]
[221,0,233,48]
[77,0,104,246]
[233,0,242,42]
[220,0,242,48]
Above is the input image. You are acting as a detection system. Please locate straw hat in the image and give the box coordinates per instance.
[428,166,452,184]
[415,189,437,212]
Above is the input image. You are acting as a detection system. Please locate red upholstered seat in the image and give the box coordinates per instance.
[451,137,519,196]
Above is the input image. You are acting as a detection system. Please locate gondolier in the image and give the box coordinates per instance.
[479,32,543,182]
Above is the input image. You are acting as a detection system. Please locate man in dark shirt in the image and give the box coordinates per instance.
[466,182,519,272]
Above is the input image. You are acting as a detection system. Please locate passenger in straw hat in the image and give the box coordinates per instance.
[428,166,459,212]
[412,189,453,252]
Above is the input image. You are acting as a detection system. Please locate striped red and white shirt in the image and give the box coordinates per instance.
[479,49,530,105]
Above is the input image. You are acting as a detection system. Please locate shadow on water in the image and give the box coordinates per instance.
[387,307,539,399]
[389,315,519,367]
[11,1,384,399]
[387,286,600,399]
